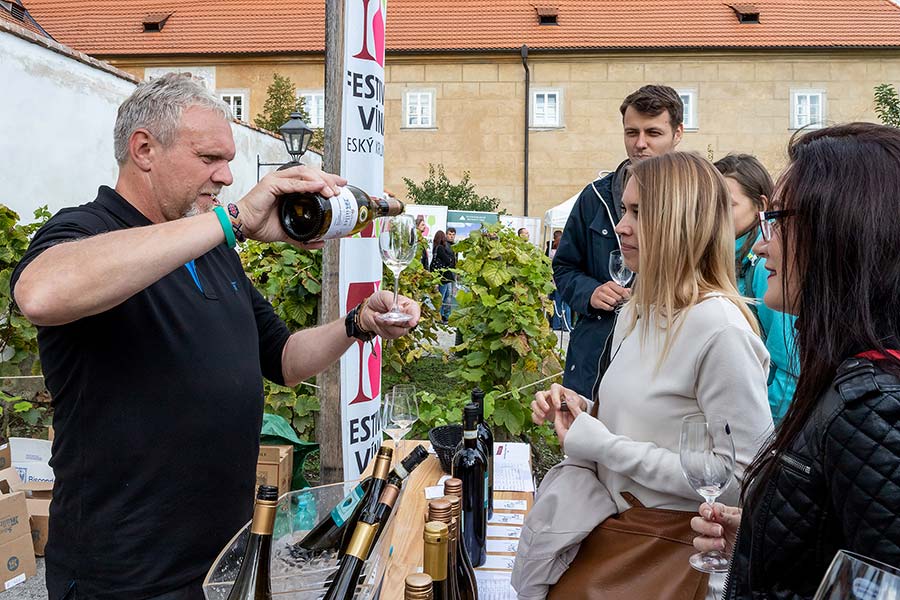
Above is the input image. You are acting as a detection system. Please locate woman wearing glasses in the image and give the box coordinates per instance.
[529,152,773,599]
[692,123,900,597]
[714,154,799,425]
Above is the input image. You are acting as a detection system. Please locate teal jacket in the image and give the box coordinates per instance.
[736,232,798,424]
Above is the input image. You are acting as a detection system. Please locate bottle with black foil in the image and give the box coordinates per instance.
[405,573,434,600]
[442,480,478,600]
[427,499,461,600]
[293,446,393,554]
[423,521,451,600]
[278,183,404,242]
[471,387,494,519]
[321,483,401,600]
[451,404,488,567]
[226,485,278,600]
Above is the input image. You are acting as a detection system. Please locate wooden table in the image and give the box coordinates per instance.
[373,440,534,598]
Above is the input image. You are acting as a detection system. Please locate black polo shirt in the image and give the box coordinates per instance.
[11,186,291,598]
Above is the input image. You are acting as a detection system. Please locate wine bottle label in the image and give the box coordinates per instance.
[331,484,366,526]
[464,430,477,440]
[323,187,360,239]
[394,462,409,480]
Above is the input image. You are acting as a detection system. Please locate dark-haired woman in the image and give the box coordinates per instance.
[715,154,798,424]
[430,230,456,323]
[692,123,900,598]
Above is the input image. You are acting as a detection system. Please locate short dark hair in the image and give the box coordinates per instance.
[447,227,456,234]
[620,85,683,130]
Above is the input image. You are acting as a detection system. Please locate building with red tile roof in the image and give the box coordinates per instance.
[18,0,900,217]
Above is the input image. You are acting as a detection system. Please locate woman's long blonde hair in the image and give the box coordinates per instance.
[626,152,759,364]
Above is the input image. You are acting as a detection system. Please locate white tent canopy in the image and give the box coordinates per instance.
[542,193,578,251]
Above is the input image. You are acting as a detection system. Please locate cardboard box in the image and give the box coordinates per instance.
[10,437,54,485]
[0,535,36,590]
[0,441,10,471]
[0,492,29,547]
[256,445,293,498]
[25,498,49,557]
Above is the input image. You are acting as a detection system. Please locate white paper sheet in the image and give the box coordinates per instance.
[487,538,520,554]
[493,498,528,511]
[474,570,517,600]
[493,442,531,464]
[478,554,517,570]
[487,525,522,538]
[424,485,445,500]
[494,462,535,492]
[488,512,525,525]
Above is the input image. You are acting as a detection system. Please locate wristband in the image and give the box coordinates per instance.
[213,205,236,248]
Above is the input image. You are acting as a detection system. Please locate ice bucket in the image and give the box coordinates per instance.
[203,481,399,600]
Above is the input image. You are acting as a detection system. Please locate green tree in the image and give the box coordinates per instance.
[254,73,312,134]
[403,164,502,213]
[874,83,900,128]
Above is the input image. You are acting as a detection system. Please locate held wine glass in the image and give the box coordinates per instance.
[608,249,634,287]
[381,384,419,457]
[679,413,736,574]
[378,214,418,324]
[813,550,900,600]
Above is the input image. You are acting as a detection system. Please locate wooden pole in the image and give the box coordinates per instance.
[317,0,346,485]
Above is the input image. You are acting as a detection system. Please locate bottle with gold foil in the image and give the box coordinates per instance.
[279,184,404,242]
[423,521,451,600]
[442,482,478,600]
[226,485,278,600]
[294,446,393,555]
[340,446,394,554]
[322,483,402,600]
[405,573,434,600]
[427,499,460,600]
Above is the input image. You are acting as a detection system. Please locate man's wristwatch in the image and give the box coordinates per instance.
[345,301,375,342]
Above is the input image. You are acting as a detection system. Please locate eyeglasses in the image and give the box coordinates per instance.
[758,209,796,241]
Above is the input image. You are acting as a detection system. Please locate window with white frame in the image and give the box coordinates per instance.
[678,89,698,130]
[218,91,247,122]
[531,89,562,128]
[299,91,325,128]
[404,90,435,128]
[791,90,826,129]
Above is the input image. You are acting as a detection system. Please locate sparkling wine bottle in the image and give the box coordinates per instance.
[226,485,278,600]
[279,184,403,242]
[451,404,488,567]
[423,521,452,600]
[427,499,461,600]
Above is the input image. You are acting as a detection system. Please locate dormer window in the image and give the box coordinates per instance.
[142,12,173,32]
[1,1,27,21]
[535,5,558,26]
[729,3,760,24]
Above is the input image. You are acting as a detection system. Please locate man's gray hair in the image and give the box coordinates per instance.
[113,73,231,164]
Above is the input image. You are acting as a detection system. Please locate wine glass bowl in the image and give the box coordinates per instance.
[813,550,900,600]
[608,249,634,288]
[679,413,735,574]
[382,384,419,456]
[377,215,418,324]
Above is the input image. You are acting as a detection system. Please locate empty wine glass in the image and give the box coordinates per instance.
[609,249,633,287]
[378,215,418,324]
[814,550,900,600]
[679,413,735,573]
[381,384,418,456]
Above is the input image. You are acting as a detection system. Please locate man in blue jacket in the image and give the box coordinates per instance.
[552,85,684,397]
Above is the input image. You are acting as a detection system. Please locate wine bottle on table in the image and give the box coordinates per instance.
[292,446,393,554]
[451,404,488,567]
[369,444,430,549]
[226,485,279,600]
[321,483,402,600]
[423,521,452,600]
[279,184,404,242]
[405,573,434,600]
[471,387,494,519]
[427,499,461,600]
[442,479,478,600]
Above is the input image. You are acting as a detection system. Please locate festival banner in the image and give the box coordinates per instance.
[338,0,388,479]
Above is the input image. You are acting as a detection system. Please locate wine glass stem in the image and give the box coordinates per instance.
[392,272,401,312]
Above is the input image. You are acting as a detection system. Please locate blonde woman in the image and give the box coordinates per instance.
[530,152,773,598]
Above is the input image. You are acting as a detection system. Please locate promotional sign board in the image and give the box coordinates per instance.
[445,210,499,240]
[499,215,542,247]
[338,0,388,479]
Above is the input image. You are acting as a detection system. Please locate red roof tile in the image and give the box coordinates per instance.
[20,0,900,56]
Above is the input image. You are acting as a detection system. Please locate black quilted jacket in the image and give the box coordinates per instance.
[724,357,900,599]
